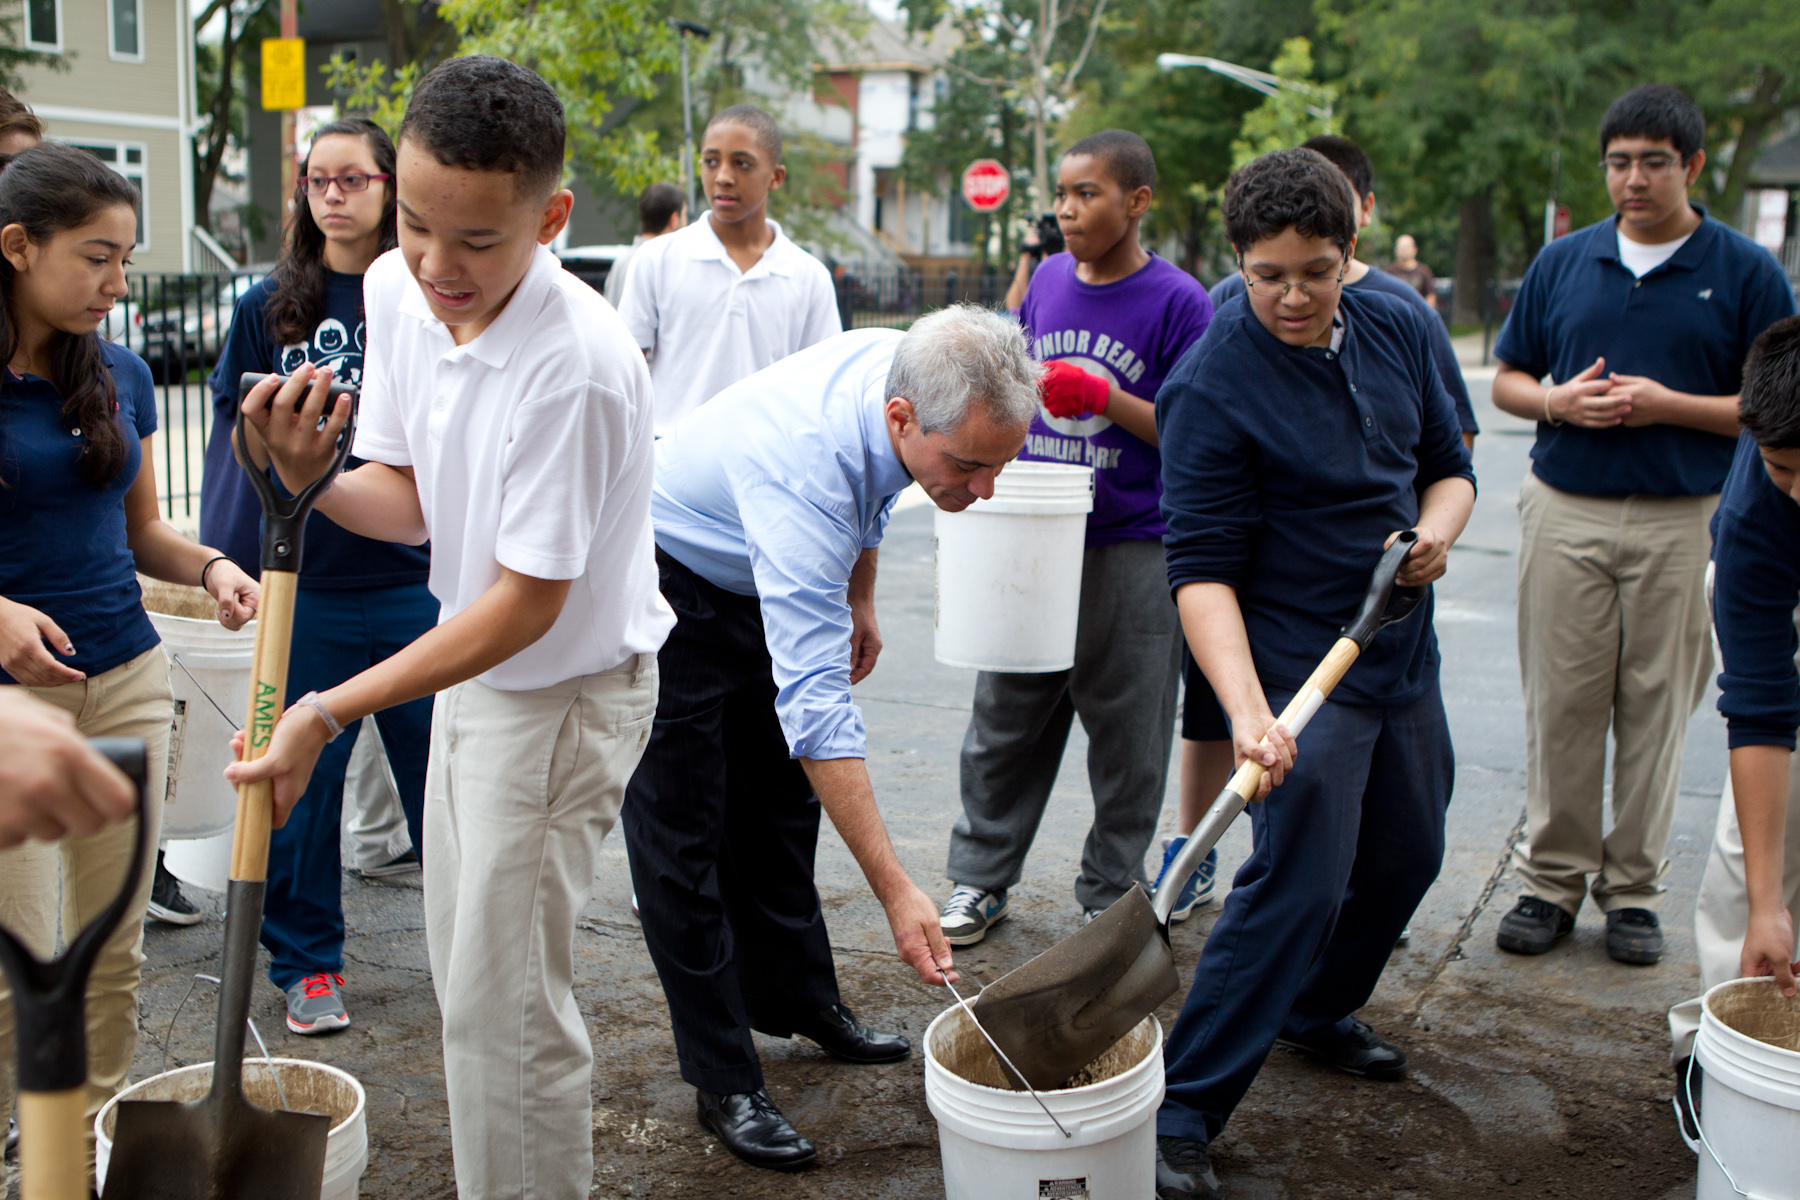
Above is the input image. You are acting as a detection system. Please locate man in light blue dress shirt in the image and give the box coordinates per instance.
[622,307,1042,1169]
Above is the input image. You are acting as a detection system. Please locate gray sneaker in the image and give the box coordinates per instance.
[348,849,420,880]
[939,886,1009,946]
[1156,1135,1222,1200]
[285,972,350,1036]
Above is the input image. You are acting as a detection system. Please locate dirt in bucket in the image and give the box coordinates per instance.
[1709,978,1800,1052]
[933,1007,1157,1091]
[100,1062,359,1137]
[139,576,223,621]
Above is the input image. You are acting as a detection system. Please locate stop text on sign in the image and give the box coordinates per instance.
[962,159,1011,213]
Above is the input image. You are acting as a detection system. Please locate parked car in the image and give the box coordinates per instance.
[557,244,632,298]
[132,272,266,383]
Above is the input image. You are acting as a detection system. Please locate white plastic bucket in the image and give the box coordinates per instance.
[149,611,256,840]
[924,1008,1163,1200]
[934,462,1094,672]
[160,829,235,893]
[96,1058,368,1199]
[1694,977,1800,1200]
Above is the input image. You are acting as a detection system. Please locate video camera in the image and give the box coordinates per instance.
[1027,213,1066,259]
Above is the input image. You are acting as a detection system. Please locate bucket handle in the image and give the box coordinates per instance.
[1688,1057,1777,1200]
[943,977,1073,1139]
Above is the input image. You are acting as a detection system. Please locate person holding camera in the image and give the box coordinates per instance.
[1003,211,1065,312]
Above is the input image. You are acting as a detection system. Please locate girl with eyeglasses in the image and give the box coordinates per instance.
[0,142,260,1188]
[199,116,435,1038]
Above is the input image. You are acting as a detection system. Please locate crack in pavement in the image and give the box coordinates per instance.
[1405,803,1529,1024]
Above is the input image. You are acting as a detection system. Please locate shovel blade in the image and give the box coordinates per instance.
[103,1094,329,1200]
[972,885,1179,1091]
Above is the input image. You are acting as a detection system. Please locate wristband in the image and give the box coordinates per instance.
[296,691,344,742]
[1543,390,1564,427]
[199,554,235,593]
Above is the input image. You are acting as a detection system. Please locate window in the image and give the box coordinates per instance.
[68,141,149,249]
[24,0,60,51]
[110,0,143,60]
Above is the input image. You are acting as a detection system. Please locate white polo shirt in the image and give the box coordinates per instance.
[353,245,674,691]
[618,212,841,434]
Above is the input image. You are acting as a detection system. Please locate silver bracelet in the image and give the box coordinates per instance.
[296,691,344,742]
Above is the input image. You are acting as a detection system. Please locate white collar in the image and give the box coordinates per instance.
[686,212,796,278]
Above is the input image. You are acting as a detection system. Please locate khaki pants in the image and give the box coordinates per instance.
[0,647,172,1195]
[424,656,658,1200]
[1513,472,1716,914]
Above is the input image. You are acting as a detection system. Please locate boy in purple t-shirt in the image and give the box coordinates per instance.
[939,131,1214,941]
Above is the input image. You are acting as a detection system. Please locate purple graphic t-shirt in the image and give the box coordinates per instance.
[1018,252,1213,546]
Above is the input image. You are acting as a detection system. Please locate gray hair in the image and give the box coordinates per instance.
[886,304,1042,435]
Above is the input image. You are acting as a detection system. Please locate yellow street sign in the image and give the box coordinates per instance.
[261,38,306,111]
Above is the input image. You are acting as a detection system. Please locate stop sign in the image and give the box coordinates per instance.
[962,159,1011,213]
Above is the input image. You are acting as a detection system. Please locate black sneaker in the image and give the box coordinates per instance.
[1276,1019,1408,1081]
[1605,908,1664,965]
[1496,896,1572,955]
[348,848,420,880]
[146,851,203,926]
[1155,1135,1221,1200]
[1672,1054,1702,1152]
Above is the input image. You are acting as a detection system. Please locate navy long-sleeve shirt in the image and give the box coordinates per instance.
[1712,432,1800,750]
[1158,289,1475,707]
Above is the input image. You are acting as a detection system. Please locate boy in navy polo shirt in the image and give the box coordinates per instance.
[1152,148,1474,1200]
[1492,84,1796,966]
[937,131,1213,943]
[1666,317,1800,1140]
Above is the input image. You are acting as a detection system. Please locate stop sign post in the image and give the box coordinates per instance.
[962,159,1011,213]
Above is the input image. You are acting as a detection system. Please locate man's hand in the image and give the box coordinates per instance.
[240,364,351,495]
[1391,525,1450,588]
[882,879,959,986]
[1742,903,1800,998]
[849,601,882,685]
[1606,373,1679,428]
[0,691,135,847]
[0,596,85,686]
[204,559,260,630]
[224,703,334,827]
[1039,360,1111,420]
[1229,709,1296,800]
[1544,357,1630,428]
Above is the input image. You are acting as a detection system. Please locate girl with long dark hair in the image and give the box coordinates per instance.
[0,142,259,1185]
[200,116,434,1037]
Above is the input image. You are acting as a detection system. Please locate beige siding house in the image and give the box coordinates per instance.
[10,0,198,272]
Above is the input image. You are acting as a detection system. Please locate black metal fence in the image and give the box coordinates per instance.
[833,268,1010,330]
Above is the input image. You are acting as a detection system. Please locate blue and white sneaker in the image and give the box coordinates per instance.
[939,885,1009,946]
[1152,835,1217,922]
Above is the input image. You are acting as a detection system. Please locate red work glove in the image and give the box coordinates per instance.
[1039,359,1111,419]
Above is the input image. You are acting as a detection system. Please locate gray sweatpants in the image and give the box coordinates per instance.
[946,537,1183,912]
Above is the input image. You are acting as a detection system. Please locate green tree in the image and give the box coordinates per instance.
[1228,37,1336,167]
[192,0,276,243]
[0,8,63,92]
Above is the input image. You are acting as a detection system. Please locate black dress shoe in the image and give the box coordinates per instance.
[1276,1019,1408,1081]
[695,1089,817,1170]
[791,1002,911,1064]
[1606,908,1664,965]
[1496,896,1575,955]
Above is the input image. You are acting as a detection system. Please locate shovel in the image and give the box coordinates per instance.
[971,531,1427,1091]
[0,740,151,1200]
[104,373,357,1200]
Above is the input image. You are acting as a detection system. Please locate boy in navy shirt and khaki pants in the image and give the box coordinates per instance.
[1152,148,1474,1200]
[1492,85,1796,965]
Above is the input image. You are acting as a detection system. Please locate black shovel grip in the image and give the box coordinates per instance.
[0,739,152,1093]
[234,372,360,574]
[1341,529,1427,650]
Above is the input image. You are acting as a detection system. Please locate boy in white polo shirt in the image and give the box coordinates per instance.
[619,103,840,433]
[229,56,671,1199]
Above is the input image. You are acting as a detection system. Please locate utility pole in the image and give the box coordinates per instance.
[668,19,712,218]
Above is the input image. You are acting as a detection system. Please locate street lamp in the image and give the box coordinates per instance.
[668,19,712,218]
[1156,53,1333,123]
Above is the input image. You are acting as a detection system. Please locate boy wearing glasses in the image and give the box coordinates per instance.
[1153,148,1473,1200]
[1491,84,1796,965]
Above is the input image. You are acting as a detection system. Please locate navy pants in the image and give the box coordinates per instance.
[621,551,841,1095]
[1157,686,1454,1144]
[261,583,437,990]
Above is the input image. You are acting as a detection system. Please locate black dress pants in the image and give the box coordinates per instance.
[621,549,842,1094]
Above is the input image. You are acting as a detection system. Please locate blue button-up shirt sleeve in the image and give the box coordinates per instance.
[1157,330,1262,593]
[738,476,870,760]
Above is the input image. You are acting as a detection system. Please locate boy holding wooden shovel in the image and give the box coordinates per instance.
[1151,148,1475,1200]
[227,57,672,1200]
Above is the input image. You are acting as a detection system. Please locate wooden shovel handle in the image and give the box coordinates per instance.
[231,570,297,884]
[1224,636,1363,802]
[17,1088,86,1200]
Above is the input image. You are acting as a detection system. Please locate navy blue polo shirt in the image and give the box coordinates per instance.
[1211,266,1478,436]
[1494,209,1796,497]
[0,342,161,683]
[202,272,429,588]
[1712,433,1800,750]
[1159,289,1474,707]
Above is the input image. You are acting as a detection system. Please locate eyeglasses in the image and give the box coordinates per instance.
[1602,153,1681,177]
[298,172,391,196]
[1240,258,1348,300]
